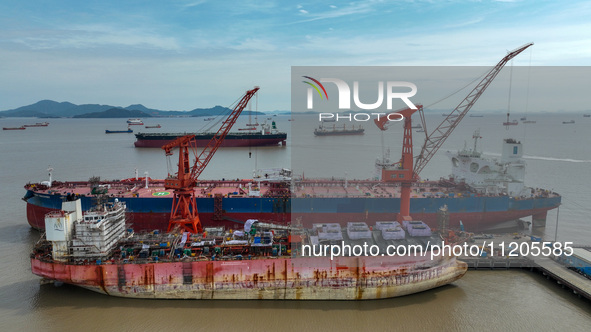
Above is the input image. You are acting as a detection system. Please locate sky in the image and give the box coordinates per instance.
[1,0,590,112]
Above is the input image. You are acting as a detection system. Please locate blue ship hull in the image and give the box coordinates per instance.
[25,189,561,232]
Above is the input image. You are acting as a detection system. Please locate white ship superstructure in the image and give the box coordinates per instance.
[44,199,127,262]
[446,130,527,197]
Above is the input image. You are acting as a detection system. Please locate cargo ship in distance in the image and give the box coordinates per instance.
[23,134,561,233]
[31,199,467,299]
[135,121,286,148]
[24,122,50,127]
[105,128,133,134]
[314,123,365,136]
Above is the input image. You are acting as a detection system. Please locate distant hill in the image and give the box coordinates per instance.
[63,104,114,117]
[73,108,152,118]
[185,105,264,117]
[3,109,60,118]
[124,104,170,116]
[0,100,116,118]
[0,100,267,118]
[188,105,231,117]
[1,100,74,117]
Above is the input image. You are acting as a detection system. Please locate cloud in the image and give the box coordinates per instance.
[180,0,208,9]
[443,17,484,29]
[5,24,180,51]
[290,0,377,24]
[231,38,277,51]
[1,0,590,112]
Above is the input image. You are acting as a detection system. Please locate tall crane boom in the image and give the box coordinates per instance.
[374,43,533,223]
[162,86,260,233]
[191,87,260,181]
[413,42,533,175]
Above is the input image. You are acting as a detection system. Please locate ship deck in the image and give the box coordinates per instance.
[32,222,445,265]
[25,178,560,200]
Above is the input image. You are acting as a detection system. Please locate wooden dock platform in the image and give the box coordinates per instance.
[461,256,530,269]
[531,257,591,301]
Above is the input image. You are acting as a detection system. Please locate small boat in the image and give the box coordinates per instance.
[503,112,517,126]
[469,114,484,117]
[520,116,535,123]
[145,124,161,128]
[562,120,575,124]
[583,114,590,118]
[3,126,26,130]
[106,128,133,134]
[203,117,215,121]
[23,122,49,127]
[323,118,336,123]
[245,123,259,126]
[127,119,144,125]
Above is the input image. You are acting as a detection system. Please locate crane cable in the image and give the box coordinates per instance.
[423,66,491,109]
[410,66,492,160]
[166,93,247,174]
[200,94,244,133]
[505,59,514,131]
[523,47,533,139]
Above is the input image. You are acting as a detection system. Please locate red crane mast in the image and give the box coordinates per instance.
[375,43,533,222]
[374,106,423,221]
[162,87,260,233]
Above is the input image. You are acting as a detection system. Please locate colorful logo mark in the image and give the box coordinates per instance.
[302,76,328,100]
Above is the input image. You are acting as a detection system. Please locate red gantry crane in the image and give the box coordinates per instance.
[374,43,533,222]
[162,87,260,233]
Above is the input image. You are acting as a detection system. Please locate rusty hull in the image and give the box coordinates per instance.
[31,255,467,300]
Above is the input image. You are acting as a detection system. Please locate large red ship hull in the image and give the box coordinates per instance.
[31,255,467,300]
[134,134,287,148]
